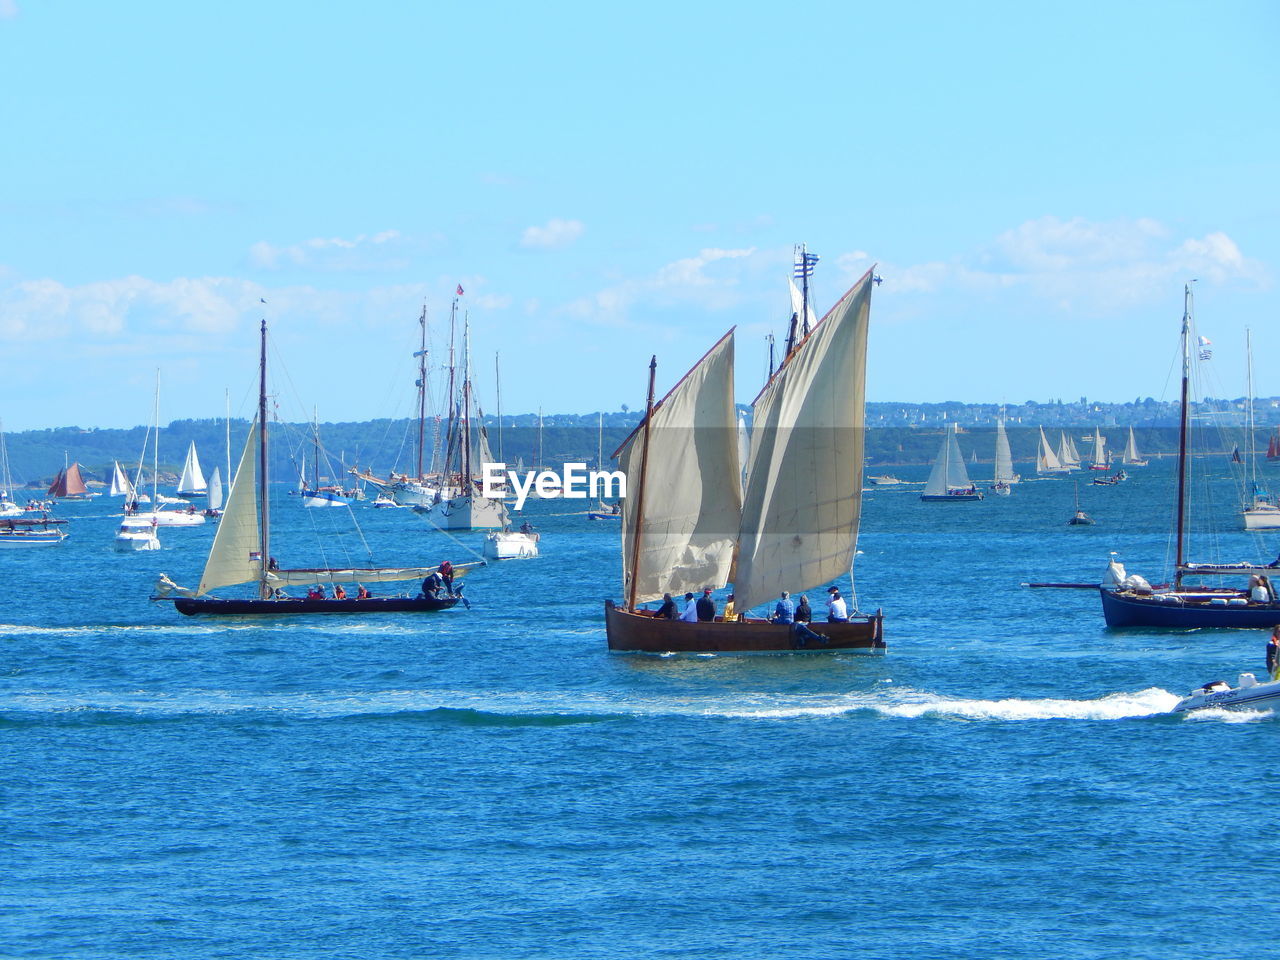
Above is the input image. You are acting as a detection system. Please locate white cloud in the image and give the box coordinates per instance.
[872,216,1266,311]
[248,230,406,271]
[519,219,585,250]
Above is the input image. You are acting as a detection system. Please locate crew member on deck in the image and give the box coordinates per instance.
[795,595,812,623]
[826,587,849,622]
[439,560,455,595]
[653,593,677,619]
[771,591,795,624]
[696,588,716,622]
[1267,626,1280,681]
[679,593,699,622]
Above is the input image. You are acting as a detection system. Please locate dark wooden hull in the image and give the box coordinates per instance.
[173,595,461,617]
[605,601,885,654]
[1099,586,1280,628]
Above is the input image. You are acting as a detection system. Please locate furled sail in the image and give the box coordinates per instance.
[617,330,741,605]
[266,565,452,587]
[177,442,207,494]
[923,423,972,496]
[207,467,223,513]
[1037,427,1063,473]
[734,270,874,614]
[994,420,1015,483]
[196,423,261,595]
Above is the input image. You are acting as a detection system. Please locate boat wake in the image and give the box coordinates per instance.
[4,685,1246,725]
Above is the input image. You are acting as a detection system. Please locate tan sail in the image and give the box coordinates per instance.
[48,462,89,497]
[197,422,262,595]
[616,330,741,605]
[733,270,873,613]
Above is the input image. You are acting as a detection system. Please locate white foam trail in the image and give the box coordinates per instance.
[867,687,1180,721]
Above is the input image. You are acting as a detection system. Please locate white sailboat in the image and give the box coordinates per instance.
[176,442,207,495]
[921,423,983,501]
[125,376,204,527]
[1242,329,1280,530]
[108,461,133,498]
[1087,428,1109,471]
[990,418,1018,495]
[1036,427,1070,475]
[116,403,160,551]
[1121,427,1148,466]
[205,467,223,517]
[0,421,24,517]
[1057,431,1081,470]
[482,351,539,559]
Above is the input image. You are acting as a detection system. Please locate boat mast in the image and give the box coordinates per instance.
[445,297,458,483]
[800,242,811,340]
[258,318,271,598]
[462,312,472,489]
[495,351,503,463]
[626,356,658,613]
[416,304,428,480]
[152,370,160,509]
[766,332,775,380]
[1174,283,1193,588]
[1246,327,1256,497]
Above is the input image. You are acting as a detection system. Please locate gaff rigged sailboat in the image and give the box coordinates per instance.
[603,267,884,654]
[1099,285,1280,628]
[153,319,479,616]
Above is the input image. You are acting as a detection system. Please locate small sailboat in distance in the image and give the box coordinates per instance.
[1121,426,1149,466]
[921,423,983,501]
[1036,427,1070,475]
[990,418,1017,496]
[176,442,207,495]
[1067,481,1094,525]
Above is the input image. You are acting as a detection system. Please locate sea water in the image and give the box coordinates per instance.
[4,461,1280,959]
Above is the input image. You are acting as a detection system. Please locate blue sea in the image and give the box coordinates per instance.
[4,461,1280,959]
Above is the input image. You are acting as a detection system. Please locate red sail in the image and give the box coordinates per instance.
[47,462,89,497]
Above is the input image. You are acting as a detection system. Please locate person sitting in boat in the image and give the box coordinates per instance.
[653,593,678,619]
[438,560,455,595]
[333,584,347,600]
[771,591,795,624]
[1266,627,1280,681]
[421,572,443,599]
[795,595,812,623]
[826,587,849,622]
[696,587,716,622]
[357,585,370,599]
[722,593,736,622]
[306,585,325,600]
[679,593,699,622]
[519,520,534,535]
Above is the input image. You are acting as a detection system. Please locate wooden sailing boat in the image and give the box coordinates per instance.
[921,424,983,501]
[154,319,478,616]
[604,267,884,654]
[1067,481,1094,525]
[990,418,1017,495]
[47,458,95,500]
[1099,284,1280,627]
[1121,426,1148,466]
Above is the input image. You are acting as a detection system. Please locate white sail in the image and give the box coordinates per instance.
[1124,427,1143,464]
[994,420,1015,483]
[196,423,261,595]
[788,277,819,332]
[923,423,972,496]
[207,467,223,512]
[618,330,741,605]
[1058,431,1080,469]
[177,442,207,494]
[737,412,751,498]
[1089,428,1106,468]
[109,461,134,498]
[734,271,873,613]
[1037,427,1064,474]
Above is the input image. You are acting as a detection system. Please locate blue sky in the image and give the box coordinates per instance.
[1,1,1276,430]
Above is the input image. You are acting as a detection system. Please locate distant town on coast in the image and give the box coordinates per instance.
[5,395,1280,488]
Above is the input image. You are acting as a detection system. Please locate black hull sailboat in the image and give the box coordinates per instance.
[154,316,477,618]
[1099,284,1279,628]
[176,594,461,616]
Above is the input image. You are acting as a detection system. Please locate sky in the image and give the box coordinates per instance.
[0,0,1277,430]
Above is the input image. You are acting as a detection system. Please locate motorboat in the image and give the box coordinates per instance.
[482,528,540,560]
[114,516,160,551]
[1172,673,1280,713]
